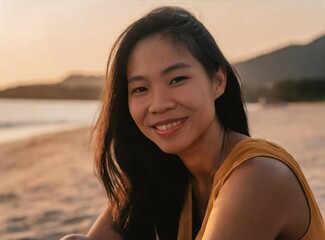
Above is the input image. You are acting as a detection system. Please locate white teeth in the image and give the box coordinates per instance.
[156,120,182,131]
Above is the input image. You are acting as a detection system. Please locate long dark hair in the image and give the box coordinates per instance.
[94,6,249,239]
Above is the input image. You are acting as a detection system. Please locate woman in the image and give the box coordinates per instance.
[62,6,325,240]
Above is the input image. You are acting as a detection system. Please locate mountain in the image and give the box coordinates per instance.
[0,75,104,100]
[1,35,324,100]
[59,75,104,89]
[234,34,325,87]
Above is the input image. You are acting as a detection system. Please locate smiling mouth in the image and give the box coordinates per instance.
[153,118,187,131]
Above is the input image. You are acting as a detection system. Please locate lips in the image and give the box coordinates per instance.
[151,117,187,134]
[155,119,183,131]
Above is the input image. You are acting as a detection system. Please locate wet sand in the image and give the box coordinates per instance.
[0,102,324,239]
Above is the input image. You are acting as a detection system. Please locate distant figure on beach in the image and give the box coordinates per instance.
[61,6,325,240]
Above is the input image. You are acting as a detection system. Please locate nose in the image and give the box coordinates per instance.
[148,89,176,114]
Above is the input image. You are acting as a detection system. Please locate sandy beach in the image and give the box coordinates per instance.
[1,102,324,240]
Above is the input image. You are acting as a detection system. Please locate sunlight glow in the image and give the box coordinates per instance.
[1,0,325,90]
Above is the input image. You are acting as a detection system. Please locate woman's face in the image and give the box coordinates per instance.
[127,34,226,156]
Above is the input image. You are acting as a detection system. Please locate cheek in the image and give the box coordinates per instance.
[183,89,216,111]
[128,100,145,126]
[191,93,217,121]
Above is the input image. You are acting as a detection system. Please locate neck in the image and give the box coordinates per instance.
[178,126,226,183]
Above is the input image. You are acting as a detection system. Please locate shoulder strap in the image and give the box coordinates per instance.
[212,138,300,196]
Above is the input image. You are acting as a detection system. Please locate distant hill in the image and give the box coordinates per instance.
[59,75,104,89]
[234,34,325,87]
[0,75,104,100]
[1,35,325,100]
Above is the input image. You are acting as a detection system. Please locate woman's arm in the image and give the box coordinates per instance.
[60,207,123,240]
[202,157,310,240]
[60,234,90,240]
[87,207,123,240]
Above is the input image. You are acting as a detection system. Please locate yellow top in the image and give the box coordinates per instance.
[177,138,325,240]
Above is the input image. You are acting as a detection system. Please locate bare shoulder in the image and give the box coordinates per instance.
[231,156,298,188]
[222,156,302,220]
[203,156,310,239]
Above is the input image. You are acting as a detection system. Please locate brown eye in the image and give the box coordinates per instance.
[131,87,148,94]
[170,76,189,85]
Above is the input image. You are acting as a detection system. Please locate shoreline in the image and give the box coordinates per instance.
[0,123,91,145]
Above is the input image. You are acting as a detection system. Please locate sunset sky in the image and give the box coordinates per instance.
[1,0,325,90]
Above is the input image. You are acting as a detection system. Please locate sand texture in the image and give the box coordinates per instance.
[0,103,324,239]
[0,128,106,240]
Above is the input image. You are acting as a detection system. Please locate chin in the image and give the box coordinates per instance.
[156,144,183,155]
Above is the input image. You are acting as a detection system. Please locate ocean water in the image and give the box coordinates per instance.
[0,99,260,145]
[0,99,101,144]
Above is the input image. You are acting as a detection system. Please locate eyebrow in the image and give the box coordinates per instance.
[162,62,191,75]
[128,62,191,83]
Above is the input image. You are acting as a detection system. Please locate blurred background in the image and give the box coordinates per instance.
[0,0,324,239]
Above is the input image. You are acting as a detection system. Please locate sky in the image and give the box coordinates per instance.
[1,0,325,90]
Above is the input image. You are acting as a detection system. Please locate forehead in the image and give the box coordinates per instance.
[127,34,196,75]
[132,34,190,57]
